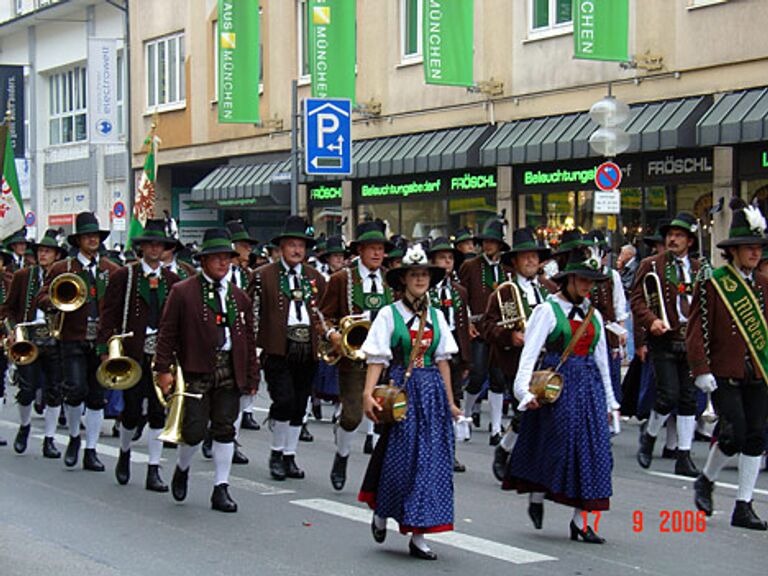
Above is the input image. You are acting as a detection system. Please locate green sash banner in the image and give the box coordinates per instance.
[423,0,474,87]
[710,265,768,383]
[218,0,261,123]
[573,0,629,62]
[309,0,356,103]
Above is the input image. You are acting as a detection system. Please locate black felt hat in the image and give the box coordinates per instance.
[473,218,510,252]
[553,229,587,256]
[320,235,348,261]
[451,226,474,244]
[226,220,259,245]
[271,215,316,249]
[36,228,68,258]
[385,235,408,261]
[660,212,698,247]
[131,219,178,248]
[385,244,446,291]
[67,212,110,246]
[427,236,464,266]
[3,228,28,248]
[502,227,551,265]
[716,198,768,248]
[195,228,238,258]
[349,219,394,253]
[552,243,609,282]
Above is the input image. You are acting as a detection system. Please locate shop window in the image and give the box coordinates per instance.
[449,196,496,239]
[146,32,186,110]
[402,198,447,239]
[311,205,343,239]
[530,0,572,35]
[48,65,87,145]
[400,0,422,63]
[297,0,311,83]
[358,202,400,238]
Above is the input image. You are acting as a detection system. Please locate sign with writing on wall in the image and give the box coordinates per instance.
[593,190,621,214]
[354,170,497,200]
[0,65,25,158]
[87,39,119,144]
[309,184,342,202]
[738,145,768,179]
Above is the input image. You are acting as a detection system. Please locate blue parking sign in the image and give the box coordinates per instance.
[304,98,352,176]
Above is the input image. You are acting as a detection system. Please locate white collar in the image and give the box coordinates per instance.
[201,270,231,289]
[516,273,535,287]
[674,254,690,266]
[737,267,754,281]
[77,252,98,267]
[141,259,161,275]
[483,253,500,266]
[358,260,381,279]
[280,258,302,275]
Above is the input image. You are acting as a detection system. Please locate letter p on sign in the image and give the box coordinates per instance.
[317,113,339,149]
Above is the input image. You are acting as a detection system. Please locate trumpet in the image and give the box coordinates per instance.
[96,332,142,390]
[6,320,46,365]
[49,272,88,339]
[642,261,671,330]
[495,281,527,331]
[153,363,202,445]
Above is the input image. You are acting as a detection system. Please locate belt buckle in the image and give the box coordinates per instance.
[143,333,157,355]
[678,324,687,339]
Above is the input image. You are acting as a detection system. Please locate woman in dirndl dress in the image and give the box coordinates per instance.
[502,242,620,544]
[358,244,460,560]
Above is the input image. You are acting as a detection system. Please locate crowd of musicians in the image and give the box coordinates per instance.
[1,198,767,560]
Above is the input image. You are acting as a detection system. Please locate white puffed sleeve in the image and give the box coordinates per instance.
[611,269,628,322]
[361,305,395,366]
[433,307,459,362]
[513,302,556,411]
[593,308,620,411]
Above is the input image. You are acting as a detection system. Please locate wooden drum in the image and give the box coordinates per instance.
[372,385,408,424]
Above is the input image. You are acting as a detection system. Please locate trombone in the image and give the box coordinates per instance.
[642,260,671,330]
[495,281,527,332]
[96,332,142,390]
[152,363,202,444]
[49,272,88,339]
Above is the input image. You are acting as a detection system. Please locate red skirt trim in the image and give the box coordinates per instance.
[398,523,453,535]
[501,478,610,512]
[358,491,376,509]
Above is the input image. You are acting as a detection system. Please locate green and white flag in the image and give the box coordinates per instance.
[127,132,159,250]
[0,125,25,240]
[423,0,474,87]
[573,0,629,62]
[218,0,261,123]
[309,0,356,103]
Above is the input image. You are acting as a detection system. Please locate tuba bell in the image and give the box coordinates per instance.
[153,363,202,444]
[642,260,671,330]
[49,272,88,339]
[495,281,527,331]
[338,314,371,362]
[96,332,142,390]
[7,320,45,366]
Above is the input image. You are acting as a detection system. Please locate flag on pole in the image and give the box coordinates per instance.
[423,0,474,87]
[218,0,261,123]
[573,0,630,62]
[309,0,356,103]
[0,123,26,241]
[126,128,159,250]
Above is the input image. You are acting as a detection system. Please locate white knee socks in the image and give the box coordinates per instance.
[147,428,163,465]
[488,392,503,435]
[43,406,60,438]
[336,427,356,458]
[284,426,301,456]
[463,392,479,419]
[212,441,234,486]
[676,415,696,451]
[665,417,678,450]
[702,443,732,482]
[66,404,83,438]
[737,454,762,502]
[646,410,670,437]
[530,492,545,504]
[271,420,289,452]
[177,443,197,471]
[18,403,33,427]
[119,424,134,452]
[500,428,517,452]
[84,409,103,449]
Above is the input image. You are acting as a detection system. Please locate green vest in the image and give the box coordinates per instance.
[546,300,601,355]
[390,304,441,367]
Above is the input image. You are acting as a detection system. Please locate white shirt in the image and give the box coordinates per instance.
[231,265,248,290]
[610,268,628,322]
[34,267,46,323]
[434,278,456,331]
[513,295,617,412]
[281,258,310,327]
[141,259,162,336]
[673,254,692,323]
[77,252,100,320]
[358,260,384,321]
[361,301,458,368]
[516,273,543,309]
[201,270,232,351]
[483,253,503,284]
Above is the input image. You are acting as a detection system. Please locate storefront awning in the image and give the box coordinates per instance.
[191,159,291,206]
[353,125,495,178]
[697,87,768,146]
[481,96,712,166]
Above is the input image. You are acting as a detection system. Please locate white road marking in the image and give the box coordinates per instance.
[194,471,296,496]
[290,498,557,565]
[646,470,768,496]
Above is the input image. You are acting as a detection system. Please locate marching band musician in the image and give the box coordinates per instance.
[154,227,259,513]
[4,228,29,272]
[484,227,552,481]
[0,248,15,448]
[97,219,180,492]
[359,244,460,561]
[503,244,619,543]
[688,199,768,530]
[320,219,394,491]
[427,236,471,472]
[161,237,197,280]
[4,229,67,458]
[38,212,121,471]
[250,216,326,481]
[631,212,702,477]
[458,218,512,443]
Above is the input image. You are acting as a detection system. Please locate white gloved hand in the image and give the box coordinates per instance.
[694,373,717,393]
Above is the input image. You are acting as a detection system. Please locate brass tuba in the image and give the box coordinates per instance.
[49,272,88,339]
[338,314,371,362]
[642,260,671,330]
[7,320,46,365]
[153,363,202,444]
[96,332,142,390]
[495,281,527,331]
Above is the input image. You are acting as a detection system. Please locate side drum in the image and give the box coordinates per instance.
[372,385,408,424]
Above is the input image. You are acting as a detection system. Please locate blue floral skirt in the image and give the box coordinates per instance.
[359,365,455,534]
[502,353,613,511]
[312,361,340,401]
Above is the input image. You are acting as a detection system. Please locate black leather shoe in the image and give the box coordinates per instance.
[371,516,387,543]
[453,457,466,473]
[42,437,61,459]
[471,412,481,429]
[363,434,374,454]
[528,502,544,530]
[569,520,605,543]
[171,466,189,501]
[232,443,249,465]
[300,424,314,442]
[283,454,305,479]
[731,500,767,530]
[64,436,81,468]
[14,424,31,454]
[330,453,348,491]
[34,401,44,415]
[146,464,169,492]
[489,433,501,446]
[661,446,678,459]
[492,445,510,481]
[269,450,287,481]
[201,433,213,459]
[115,450,131,485]
[675,450,700,478]
[83,448,105,472]
[211,483,238,513]
[694,474,715,516]
[312,403,323,421]
[241,412,261,430]
[637,432,656,469]
[409,540,437,560]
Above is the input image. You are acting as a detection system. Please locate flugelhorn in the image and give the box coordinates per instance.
[96,332,142,390]
[337,314,371,362]
[7,320,46,365]
[49,272,88,339]
[495,281,527,331]
[642,260,671,330]
[153,363,202,445]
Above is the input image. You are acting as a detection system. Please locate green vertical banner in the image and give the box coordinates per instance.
[309,0,356,103]
[573,0,629,62]
[218,0,260,123]
[423,0,474,87]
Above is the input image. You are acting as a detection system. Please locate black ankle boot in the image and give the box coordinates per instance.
[299,424,314,442]
[83,448,105,472]
[492,445,510,482]
[569,520,605,544]
[232,442,249,465]
[363,434,373,454]
[731,500,767,530]
[330,453,348,491]
[269,450,287,480]
[42,437,61,459]
[14,424,31,454]
[211,483,238,513]
[171,466,189,501]
[115,449,131,485]
[241,412,261,430]
[675,450,700,478]
[528,502,544,529]
[694,474,714,516]
[64,436,80,467]
[283,454,305,479]
[637,432,656,469]
[146,464,169,492]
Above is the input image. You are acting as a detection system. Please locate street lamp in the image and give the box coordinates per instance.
[589,95,630,157]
